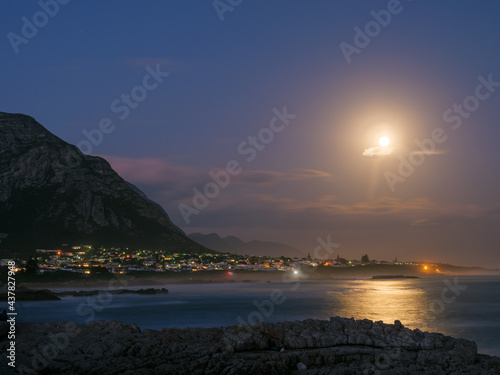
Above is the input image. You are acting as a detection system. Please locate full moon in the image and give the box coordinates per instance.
[379,136,390,147]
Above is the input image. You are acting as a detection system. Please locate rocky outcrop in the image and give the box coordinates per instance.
[1,317,499,374]
[0,287,170,301]
[0,112,207,253]
[56,287,169,297]
[0,289,61,301]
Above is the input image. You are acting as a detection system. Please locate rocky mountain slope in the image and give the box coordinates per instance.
[1,317,499,374]
[188,232,305,258]
[0,112,207,253]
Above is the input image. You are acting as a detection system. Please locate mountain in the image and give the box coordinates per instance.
[188,232,306,258]
[0,112,207,254]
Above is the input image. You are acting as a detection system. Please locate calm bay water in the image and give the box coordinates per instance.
[15,275,500,356]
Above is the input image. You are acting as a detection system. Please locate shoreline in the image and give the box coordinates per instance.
[19,271,500,291]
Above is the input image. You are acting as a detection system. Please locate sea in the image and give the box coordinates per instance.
[14,275,500,357]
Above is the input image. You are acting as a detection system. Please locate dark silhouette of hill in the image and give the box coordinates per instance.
[0,112,207,254]
[188,232,305,258]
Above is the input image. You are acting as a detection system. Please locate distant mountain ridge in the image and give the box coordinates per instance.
[188,232,305,258]
[0,112,207,253]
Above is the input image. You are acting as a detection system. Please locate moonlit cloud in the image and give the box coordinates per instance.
[411,204,499,226]
[362,146,393,157]
[410,150,449,155]
[101,155,198,185]
[233,169,333,185]
[100,153,500,267]
[362,147,447,157]
[102,155,332,185]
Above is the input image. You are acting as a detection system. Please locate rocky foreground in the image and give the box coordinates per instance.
[1,317,499,374]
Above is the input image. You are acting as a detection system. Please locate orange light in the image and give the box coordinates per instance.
[57,251,61,255]
[424,266,428,270]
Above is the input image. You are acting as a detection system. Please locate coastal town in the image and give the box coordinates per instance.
[0,245,431,275]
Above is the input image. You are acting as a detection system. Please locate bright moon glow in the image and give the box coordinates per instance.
[379,136,390,147]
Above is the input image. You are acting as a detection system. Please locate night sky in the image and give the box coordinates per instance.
[2,1,500,267]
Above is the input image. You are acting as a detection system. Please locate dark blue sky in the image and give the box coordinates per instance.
[2,1,500,267]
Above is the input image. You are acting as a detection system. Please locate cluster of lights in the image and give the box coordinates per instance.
[423,265,440,273]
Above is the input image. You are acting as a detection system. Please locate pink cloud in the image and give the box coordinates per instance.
[102,155,333,188]
[101,155,198,185]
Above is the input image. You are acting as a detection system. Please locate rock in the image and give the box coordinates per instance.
[57,288,169,297]
[0,289,60,301]
[0,322,8,338]
[0,317,499,374]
